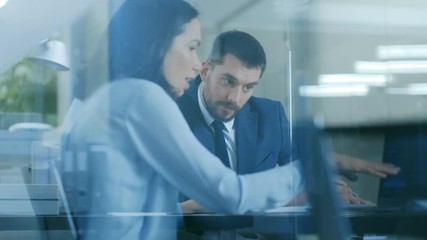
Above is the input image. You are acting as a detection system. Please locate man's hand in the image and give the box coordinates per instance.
[335,179,373,205]
[286,180,372,206]
[334,153,400,181]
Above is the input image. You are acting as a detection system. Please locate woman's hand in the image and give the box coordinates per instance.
[180,199,211,213]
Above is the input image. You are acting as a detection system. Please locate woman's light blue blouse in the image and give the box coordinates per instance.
[65,79,303,239]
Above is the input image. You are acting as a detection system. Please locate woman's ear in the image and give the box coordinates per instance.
[200,61,210,81]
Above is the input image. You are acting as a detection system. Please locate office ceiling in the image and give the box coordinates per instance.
[188,0,427,32]
[2,0,426,75]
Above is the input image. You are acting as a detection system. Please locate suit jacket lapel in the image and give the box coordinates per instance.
[186,77,215,153]
[235,104,258,174]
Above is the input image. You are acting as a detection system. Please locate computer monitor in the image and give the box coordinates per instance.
[379,122,427,208]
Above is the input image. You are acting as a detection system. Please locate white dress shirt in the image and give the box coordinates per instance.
[197,82,237,171]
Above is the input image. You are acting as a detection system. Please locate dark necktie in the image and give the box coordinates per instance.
[211,120,231,168]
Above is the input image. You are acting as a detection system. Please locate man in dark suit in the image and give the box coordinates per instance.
[178,31,291,175]
[177,29,298,240]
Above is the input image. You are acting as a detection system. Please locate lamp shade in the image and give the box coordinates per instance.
[28,39,70,71]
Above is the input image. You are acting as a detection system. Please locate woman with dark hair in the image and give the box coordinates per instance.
[109,0,200,97]
[63,0,303,239]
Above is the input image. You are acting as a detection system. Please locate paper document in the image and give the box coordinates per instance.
[264,205,310,213]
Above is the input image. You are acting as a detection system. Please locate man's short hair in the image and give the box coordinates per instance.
[208,30,267,77]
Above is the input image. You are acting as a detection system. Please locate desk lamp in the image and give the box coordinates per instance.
[28,39,70,71]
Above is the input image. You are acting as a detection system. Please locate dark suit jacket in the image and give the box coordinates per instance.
[177,76,294,174]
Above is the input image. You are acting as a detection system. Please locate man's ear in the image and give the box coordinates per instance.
[200,61,210,81]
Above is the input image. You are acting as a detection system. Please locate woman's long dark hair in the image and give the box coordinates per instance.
[109,0,199,94]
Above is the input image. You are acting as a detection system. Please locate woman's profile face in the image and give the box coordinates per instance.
[163,18,202,97]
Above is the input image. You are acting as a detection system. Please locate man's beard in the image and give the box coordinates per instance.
[208,101,241,122]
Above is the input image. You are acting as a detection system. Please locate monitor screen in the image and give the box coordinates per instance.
[380,123,427,206]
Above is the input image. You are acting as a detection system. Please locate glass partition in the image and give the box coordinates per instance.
[1,0,427,239]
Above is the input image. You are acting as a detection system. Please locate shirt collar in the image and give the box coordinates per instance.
[197,82,234,132]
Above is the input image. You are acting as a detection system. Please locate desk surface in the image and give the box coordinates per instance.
[186,210,427,237]
[1,210,427,237]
